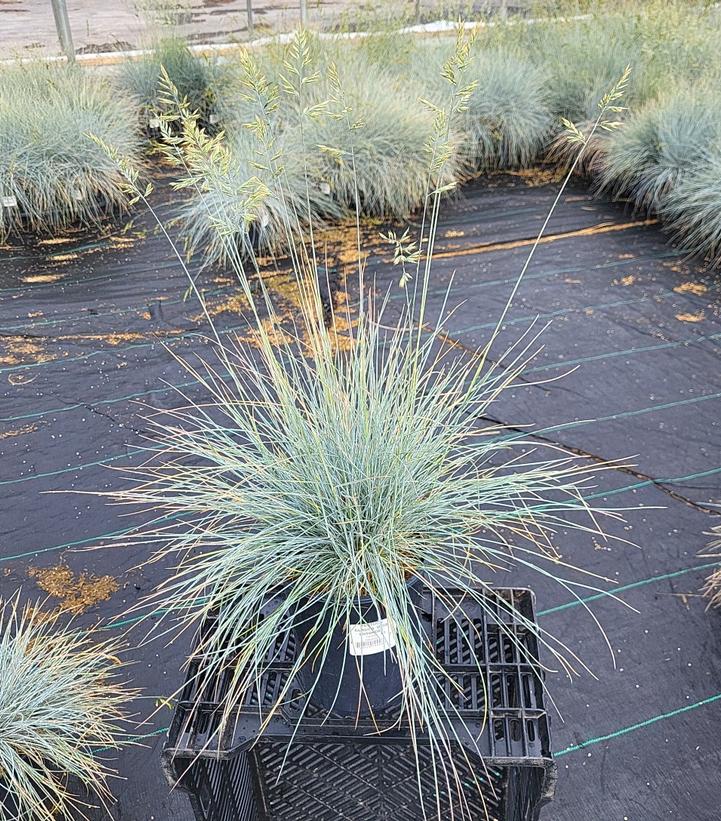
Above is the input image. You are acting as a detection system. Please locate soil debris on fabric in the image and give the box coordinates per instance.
[506,167,566,187]
[108,235,136,249]
[37,236,76,247]
[27,564,119,614]
[48,252,82,263]
[674,282,708,296]
[675,311,705,323]
[0,336,54,367]
[22,273,64,284]
[239,315,294,348]
[0,423,40,439]
[194,290,250,320]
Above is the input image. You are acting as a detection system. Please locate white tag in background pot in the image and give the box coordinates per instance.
[348,618,396,656]
[148,117,161,129]
[2,195,18,208]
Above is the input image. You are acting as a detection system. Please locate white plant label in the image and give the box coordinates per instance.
[348,618,396,656]
[209,113,219,124]
[148,117,161,129]
[319,182,331,195]
[2,195,18,208]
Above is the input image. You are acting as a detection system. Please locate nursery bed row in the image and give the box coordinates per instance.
[4,2,721,276]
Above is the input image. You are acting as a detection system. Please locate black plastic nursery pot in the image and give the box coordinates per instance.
[163,586,556,821]
[292,579,424,718]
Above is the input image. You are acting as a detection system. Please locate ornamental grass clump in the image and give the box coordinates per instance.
[119,37,226,130]
[0,595,130,821]
[158,50,340,265]
[503,14,640,124]
[662,154,721,268]
[410,42,552,170]
[0,62,141,241]
[99,33,634,816]
[598,88,721,214]
[171,124,338,266]
[703,526,721,608]
[174,37,459,263]
[302,49,461,218]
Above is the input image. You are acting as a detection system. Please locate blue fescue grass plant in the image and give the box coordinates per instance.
[598,87,721,213]
[119,37,228,130]
[175,36,463,264]
[702,526,721,608]
[304,51,462,218]
[410,41,552,171]
[0,595,130,821]
[98,30,635,817]
[0,62,141,241]
[164,5,721,268]
[171,125,339,266]
[662,154,721,268]
[486,1,721,120]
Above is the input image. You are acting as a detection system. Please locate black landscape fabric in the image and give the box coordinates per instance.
[1,175,720,820]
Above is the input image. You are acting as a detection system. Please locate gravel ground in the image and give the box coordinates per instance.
[0,0,524,57]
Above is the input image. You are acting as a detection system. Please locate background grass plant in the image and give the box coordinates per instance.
[662,155,721,268]
[0,595,130,821]
[598,88,721,214]
[411,41,552,170]
[0,62,141,241]
[119,37,227,131]
[132,1,721,268]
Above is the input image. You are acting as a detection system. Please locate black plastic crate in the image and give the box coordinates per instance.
[163,587,557,821]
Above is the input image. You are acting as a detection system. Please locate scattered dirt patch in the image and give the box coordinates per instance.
[676,311,705,323]
[37,237,76,247]
[195,290,251,321]
[22,274,64,284]
[674,282,708,296]
[0,423,39,439]
[328,313,357,352]
[0,336,54,366]
[48,252,81,263]
[507,167,565,187]
[614,274,636,286]
[239,315,294,348]
[108,235,136,249]
[28,564,118,614]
